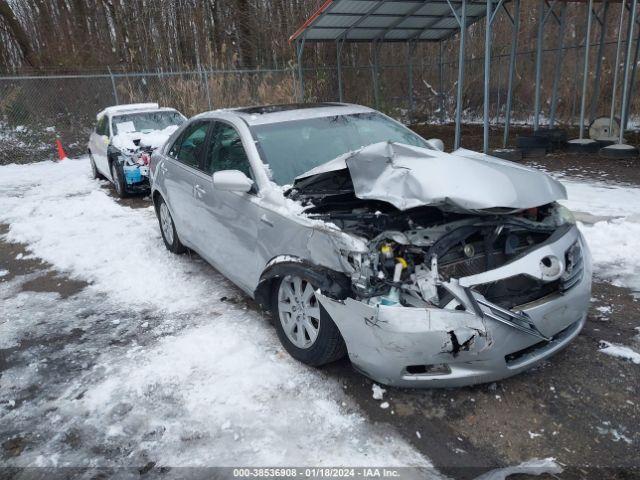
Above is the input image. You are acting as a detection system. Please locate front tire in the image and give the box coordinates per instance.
[89,153,101,179]
[110,161,127,198]
[157,197,186,254]
[271,274,346,366]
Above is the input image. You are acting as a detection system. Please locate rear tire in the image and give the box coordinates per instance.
[110,161,127,198]
[157,197,186,254]
[271,274,346,366]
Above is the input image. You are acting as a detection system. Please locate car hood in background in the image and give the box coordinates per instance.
[295,142,567,211]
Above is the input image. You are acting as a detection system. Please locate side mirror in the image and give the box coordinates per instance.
[212,169,254,193]
[427,138,444,151]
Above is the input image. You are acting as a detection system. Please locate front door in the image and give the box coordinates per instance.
[192,121,261,292]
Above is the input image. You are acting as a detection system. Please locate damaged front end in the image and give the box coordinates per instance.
[110,142,152,192]
[286,143,591,387]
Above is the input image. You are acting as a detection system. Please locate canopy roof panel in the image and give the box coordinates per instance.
[289,0,491,43]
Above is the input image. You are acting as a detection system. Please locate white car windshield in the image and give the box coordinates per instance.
[251,112,428,186]
[112,111,185,135]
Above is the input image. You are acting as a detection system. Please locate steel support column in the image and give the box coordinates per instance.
[533,0,546,131]
[452,0,467,150]
[619,0,638,142]
[578,0,595,140]
[624,23,640,129]
[483,0,493,154]
[609,0,627,134]
[503,0,520,147]
[589,0,610,122]
[439,41,445,124]
[549,3,568,128]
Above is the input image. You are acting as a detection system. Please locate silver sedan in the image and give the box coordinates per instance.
[150,103,591,388]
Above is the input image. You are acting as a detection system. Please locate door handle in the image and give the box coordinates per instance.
[160,163,168,175]
[194,184,206,198]
[260,214,274,227]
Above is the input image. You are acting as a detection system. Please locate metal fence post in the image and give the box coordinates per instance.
[337,40,344,102]
[203,67,212,110]
[407,41,416,121]
[107,66,119,105]
[296,38,306,103]
[371,41,381,110]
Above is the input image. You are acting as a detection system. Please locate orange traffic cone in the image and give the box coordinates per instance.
[55,139,68,161]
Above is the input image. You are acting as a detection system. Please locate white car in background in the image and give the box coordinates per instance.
[88,103,186,197]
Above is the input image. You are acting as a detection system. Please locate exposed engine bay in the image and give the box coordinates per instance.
[288,167,578,311]
[112,142,153,186]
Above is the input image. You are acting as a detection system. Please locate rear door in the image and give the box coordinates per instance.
[191,121,261,292]
[162,120,211,248]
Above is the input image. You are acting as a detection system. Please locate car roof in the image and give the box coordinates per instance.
[195,103,376,126]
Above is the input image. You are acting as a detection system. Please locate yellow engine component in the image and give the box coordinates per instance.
[395,257,408,269]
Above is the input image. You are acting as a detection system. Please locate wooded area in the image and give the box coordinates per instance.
[0,0,320,72]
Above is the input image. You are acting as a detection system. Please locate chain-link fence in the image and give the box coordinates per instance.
[0,67,301,163]
[1,38,637,164]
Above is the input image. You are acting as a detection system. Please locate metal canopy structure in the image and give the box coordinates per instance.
[288,0,491,43]
[290,0,514,154]
[291,0,639,156]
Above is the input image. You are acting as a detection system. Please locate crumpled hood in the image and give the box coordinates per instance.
[112,125,179,152]
[295,141,567,211]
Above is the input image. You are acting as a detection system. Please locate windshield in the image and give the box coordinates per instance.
[112,111,185,135]
[251,112,429,185]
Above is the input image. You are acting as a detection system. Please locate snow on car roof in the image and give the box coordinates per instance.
[96,103,177,120]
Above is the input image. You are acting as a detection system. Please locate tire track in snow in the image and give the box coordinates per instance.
[0,158,436,470]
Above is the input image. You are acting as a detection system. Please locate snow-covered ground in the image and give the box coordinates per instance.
[0,158,433,470]
[1,157,638,471]
[562,179,640,297]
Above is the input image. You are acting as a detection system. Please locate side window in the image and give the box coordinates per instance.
[204,123,253,179]
[167,132,183,158]
[96,117,108,136]
[173,122,209,168]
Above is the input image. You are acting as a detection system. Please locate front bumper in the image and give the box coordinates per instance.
[318,226,592,388]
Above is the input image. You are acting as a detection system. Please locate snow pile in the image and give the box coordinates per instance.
[372,384,386,400]
[598,341,640,365]
[562,180,640,294]
[0,158,434,469]
[111,125,179,152]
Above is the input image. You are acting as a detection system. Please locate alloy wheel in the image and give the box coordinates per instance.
[159,202,174,246]
[277,275,320,349]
